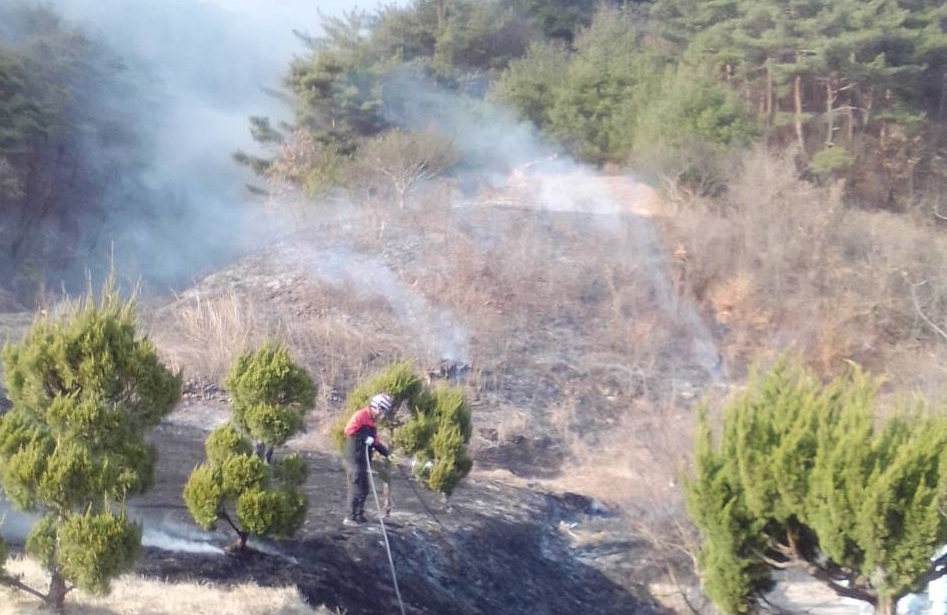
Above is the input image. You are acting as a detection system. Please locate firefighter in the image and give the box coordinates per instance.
[342,392,392,526]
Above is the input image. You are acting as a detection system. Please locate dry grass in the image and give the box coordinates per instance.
[174,178,710,500]
[146,288,267,383]
[0,555,331,615]
[668,147,947,389]
[132,148,947,546]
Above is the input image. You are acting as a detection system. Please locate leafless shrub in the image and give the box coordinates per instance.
[355,128,458,210]
[668,146,947,390]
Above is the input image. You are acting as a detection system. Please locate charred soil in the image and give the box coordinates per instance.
[123,412,669,615]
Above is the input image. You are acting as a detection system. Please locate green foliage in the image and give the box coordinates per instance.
[545,7,646,163]
[334,362,472,495]
[685,358,947,614]
[184,343,313,548]
[251,0,537,191]
[423,0,530,74]
[810,146,855,176]
[488,40,570,127]
[181,463,223,530]
[24,515,58,569]
[633,64,760,151]
[400,384,473,495]
[649,0,940,150]
[395,410,437,455]
[285,12,388,154]
[183,438,308,546]
[271,453,308,486]
[225,341,315,447]
[204,424,252,464]
[332,360,423,452]
[499,0,600,42]
[236,487,307,538]
[220,453,267,496]
[0,51,49,150]
[264,131,349,196]
[0,279,179,607]
[0,3,156,301]
[57,511,140,595]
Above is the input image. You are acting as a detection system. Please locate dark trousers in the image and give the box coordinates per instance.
[346,464,369,520]
[344,436,369,519]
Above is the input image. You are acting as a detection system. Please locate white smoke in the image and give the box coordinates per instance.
[26,0,394,290]
[1,495,226,555]
[139,520,225,555]
[278,244,470,363]
[382,70,726,375]
[0,497,33,543]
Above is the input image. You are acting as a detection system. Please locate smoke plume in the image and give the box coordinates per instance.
[14,0,351,292]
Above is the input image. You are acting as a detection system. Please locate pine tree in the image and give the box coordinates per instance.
[333,360,472,496]
[0,280,181,612]
[183,342,315,551]
[685,358,947,615]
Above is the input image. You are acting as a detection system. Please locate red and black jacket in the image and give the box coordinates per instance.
[344,407,389,465]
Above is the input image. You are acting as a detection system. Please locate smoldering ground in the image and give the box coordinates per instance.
[1,0,724,613]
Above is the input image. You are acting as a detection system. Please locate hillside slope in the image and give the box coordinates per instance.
[2,173,712,613]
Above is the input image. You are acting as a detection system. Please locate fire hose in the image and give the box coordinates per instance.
[366,441,407,615]
[393,462,446,532]
[365,440,456,614]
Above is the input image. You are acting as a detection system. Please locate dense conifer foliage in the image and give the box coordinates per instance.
[0,281,181,611]
[240,0,945,200]
[333,361,472,496]
[183,343,315,550]
[686,359,947,615]
[0,4,154,303]
[3,0,946,293]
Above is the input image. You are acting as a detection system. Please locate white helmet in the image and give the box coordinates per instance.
[370,392,393,416]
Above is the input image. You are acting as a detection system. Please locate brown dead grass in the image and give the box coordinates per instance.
[146,288,266,383]
[132,147,947,562]
[668,147,947,390]
[0,555,331,615]
[142,173,717,510]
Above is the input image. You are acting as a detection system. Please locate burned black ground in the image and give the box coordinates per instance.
[120,413,668,615]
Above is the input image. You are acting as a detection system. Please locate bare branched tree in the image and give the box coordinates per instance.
[358,128,458,209]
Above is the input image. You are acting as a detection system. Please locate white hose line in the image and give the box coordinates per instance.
[366,443,407,615]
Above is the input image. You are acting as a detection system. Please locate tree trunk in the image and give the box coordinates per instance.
[880,88,893,150]
[825,79,835,145]
[794,74,805,150]
[765,60,773,126]
[845,96,854,142]
[938,71,946,120]
[876,595,895,615]
[48,567,67,614]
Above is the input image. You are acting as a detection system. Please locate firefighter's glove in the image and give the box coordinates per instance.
[365,436,374,447]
